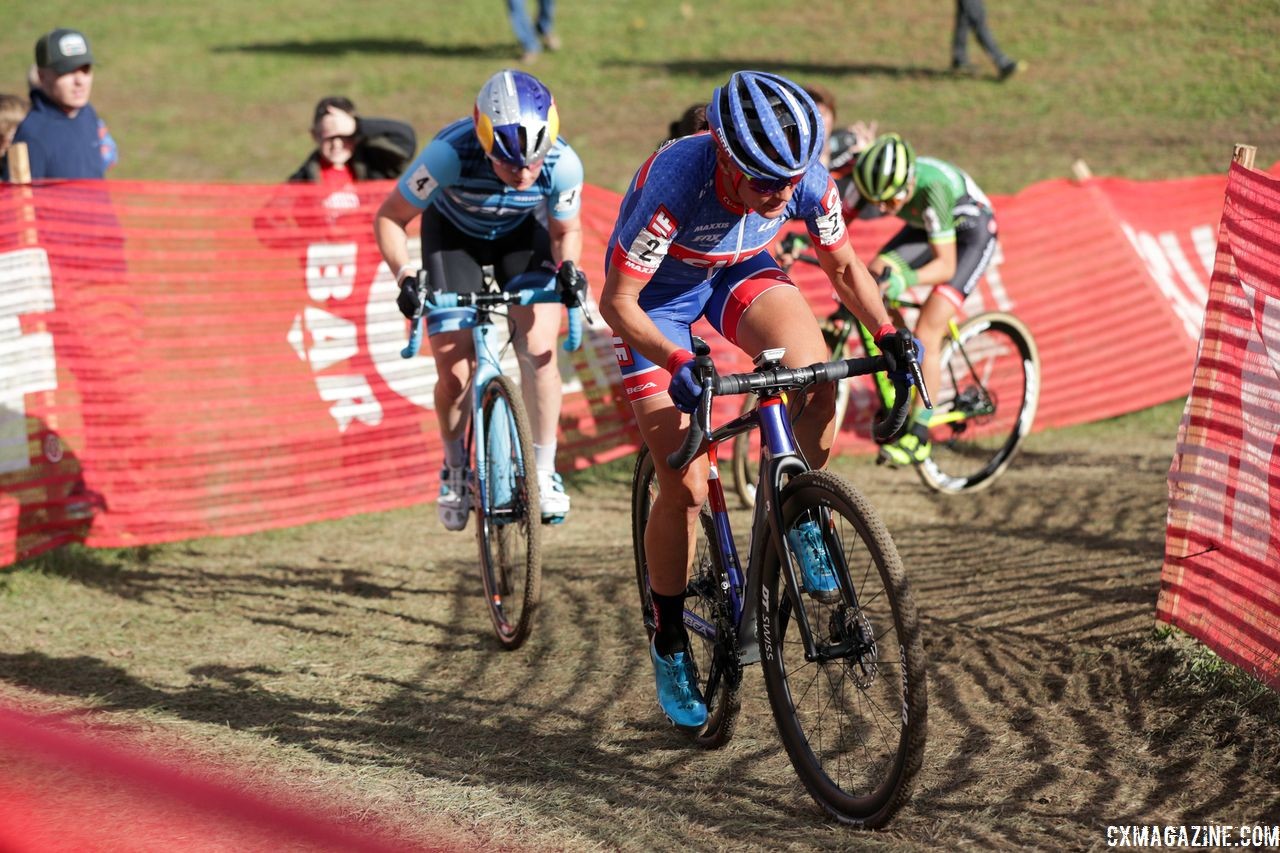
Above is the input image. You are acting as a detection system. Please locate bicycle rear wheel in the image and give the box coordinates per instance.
[917,311,1040,494]
[631,448,740,748]
[758,470,926,827]
[476,375,542,650]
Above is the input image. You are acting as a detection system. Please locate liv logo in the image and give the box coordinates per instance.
[0,249,58,473]
[287,242,386,432]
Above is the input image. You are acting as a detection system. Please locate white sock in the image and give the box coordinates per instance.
[444,437,467,469]
[533,442,557,475]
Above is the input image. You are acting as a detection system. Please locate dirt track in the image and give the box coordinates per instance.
[2,409,1278,851]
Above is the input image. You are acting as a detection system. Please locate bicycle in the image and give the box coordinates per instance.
[632,334,929,827]
[731,250,1039,503]
[402,265,585,650]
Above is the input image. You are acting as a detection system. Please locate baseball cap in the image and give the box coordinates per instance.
[35,29,94,76]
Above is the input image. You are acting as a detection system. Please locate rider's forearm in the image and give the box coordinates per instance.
[601,277,684,370]
[822,250,895,333]
[374,214,413,282]
[549,218,584,266]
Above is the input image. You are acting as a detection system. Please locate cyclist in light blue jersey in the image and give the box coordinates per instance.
[847,132,999,467]
[375,69,587,530]
[600,71,915,731]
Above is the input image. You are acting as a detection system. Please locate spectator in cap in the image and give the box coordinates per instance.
[1,28,117,180]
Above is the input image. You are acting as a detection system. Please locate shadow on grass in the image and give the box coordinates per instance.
[212,38,509,60]
[602,57,969,82]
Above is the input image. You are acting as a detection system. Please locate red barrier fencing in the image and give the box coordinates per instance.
[1159,158,1280,690]
[0,165,1270,566]
[0,704,441,852]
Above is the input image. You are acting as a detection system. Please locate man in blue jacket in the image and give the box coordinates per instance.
[2,28,117,181]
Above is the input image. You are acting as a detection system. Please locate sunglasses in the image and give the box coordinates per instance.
[488,152,546,172]
[744,172,803,194]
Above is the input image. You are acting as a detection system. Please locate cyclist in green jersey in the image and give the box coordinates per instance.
[846,132,999,466]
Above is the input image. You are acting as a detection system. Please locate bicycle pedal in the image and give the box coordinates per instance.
[541,513,567,526]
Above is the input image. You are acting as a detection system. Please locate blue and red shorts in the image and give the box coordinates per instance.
[613,252,793,404]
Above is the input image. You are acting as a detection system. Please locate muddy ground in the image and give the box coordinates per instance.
[2,407,1277,851]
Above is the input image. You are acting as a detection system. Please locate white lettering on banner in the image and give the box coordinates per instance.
[289,242,385,431]
[314,375,382,430]
[1190,225,1216,278]
[0,249,58,474]
[978,240,1014,313]
[1120,223,1210,340]
[1158,232,1210,307]
[291,243,621,430]
[305,243,357,301]
[366,259,438,410]
[1170,291,1278,562]
[1227,290,1280,562]
[302,307,358,371]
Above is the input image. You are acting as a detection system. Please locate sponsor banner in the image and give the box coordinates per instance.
[1159,163,1280,690]
[0,164,1273,564]
[0,180,628,561]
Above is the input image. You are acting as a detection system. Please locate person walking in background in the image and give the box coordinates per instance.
[951,0,1024,81]
[2,28,116,181]
[287,96,416,184]
[507,0,561,63]
[0,94,30,178]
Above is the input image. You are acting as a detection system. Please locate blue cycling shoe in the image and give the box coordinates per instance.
[649,639,708,730]
[786,519,841,603]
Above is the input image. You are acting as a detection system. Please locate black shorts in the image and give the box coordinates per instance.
[420,206,556,295]
[880,204,998,302]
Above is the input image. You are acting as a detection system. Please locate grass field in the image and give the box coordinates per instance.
[5,1,1279,189]
[4,401,1279,849]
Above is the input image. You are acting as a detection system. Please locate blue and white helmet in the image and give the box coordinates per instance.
[473,69,559,168]
[706,71,824,181]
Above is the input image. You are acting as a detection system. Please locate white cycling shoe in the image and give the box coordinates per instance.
[538,470,570,525]
[438,465,471,532]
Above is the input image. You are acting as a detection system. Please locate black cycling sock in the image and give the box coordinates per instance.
[650,589,688,657]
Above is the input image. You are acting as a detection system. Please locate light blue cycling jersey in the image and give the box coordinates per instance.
[396,117,584,240]
[607,133,848,287]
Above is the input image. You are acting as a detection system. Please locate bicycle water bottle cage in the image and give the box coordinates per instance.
[753,347,787,369]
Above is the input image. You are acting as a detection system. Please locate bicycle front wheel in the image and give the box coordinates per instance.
[918,311,1040,494]
[476,375,542,650]
[758,470,927,827]
[631,448,740,748]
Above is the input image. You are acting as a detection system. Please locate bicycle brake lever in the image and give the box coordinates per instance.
[910,359,932,409]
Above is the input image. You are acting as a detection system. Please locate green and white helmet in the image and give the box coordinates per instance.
[852,133,916,202]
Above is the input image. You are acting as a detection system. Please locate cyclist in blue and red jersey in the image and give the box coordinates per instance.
[600,71,916,732]
[374,69,587,531]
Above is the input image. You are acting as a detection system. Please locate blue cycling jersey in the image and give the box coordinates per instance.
[396,117,584,240]
[607,133,848,287]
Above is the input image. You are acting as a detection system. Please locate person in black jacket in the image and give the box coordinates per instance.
[288,96,416,183]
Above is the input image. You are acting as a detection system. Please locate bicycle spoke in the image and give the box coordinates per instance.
[760,471,926,827]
